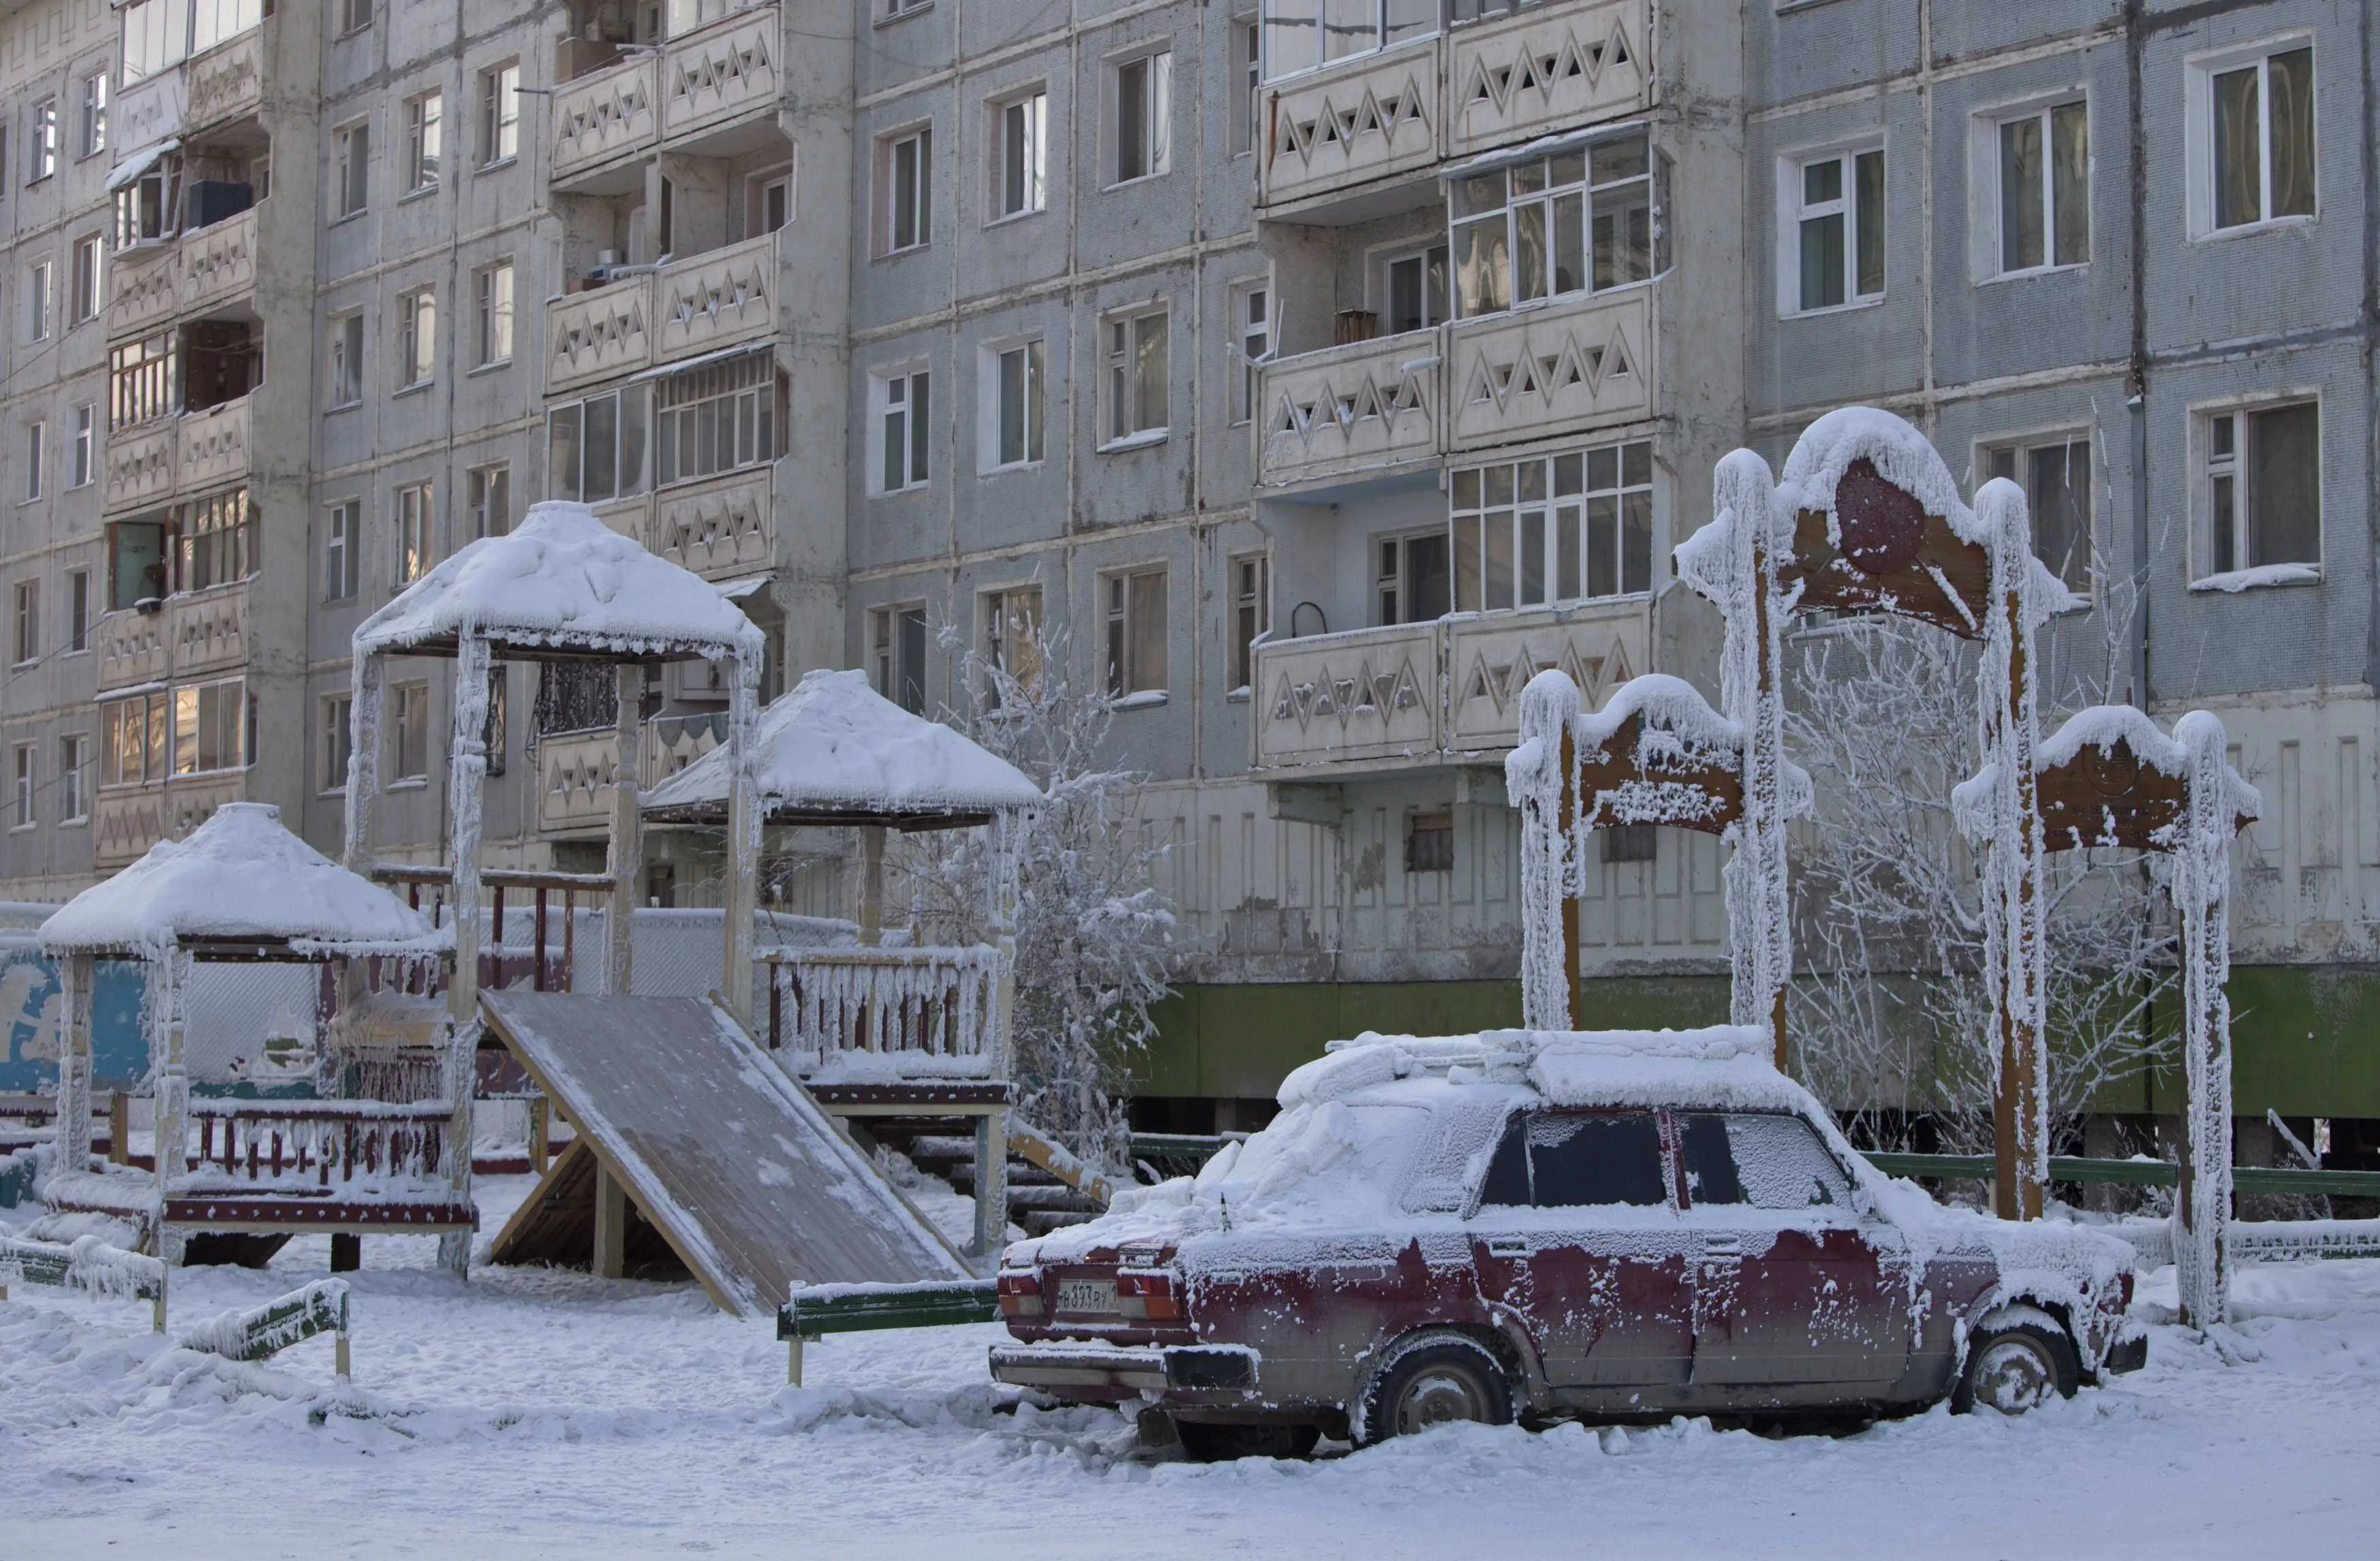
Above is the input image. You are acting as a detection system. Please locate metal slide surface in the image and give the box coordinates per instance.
[481,992,970,1316]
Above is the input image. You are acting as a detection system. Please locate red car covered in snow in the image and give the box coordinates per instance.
[989,1027,2144,1460]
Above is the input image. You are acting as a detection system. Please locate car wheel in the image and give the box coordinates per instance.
[1362,1331,1514,1443]
[1174,1420,1322,1463]
[1954,1311,2079,1416]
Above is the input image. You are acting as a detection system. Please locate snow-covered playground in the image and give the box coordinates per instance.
[3,1178,2375,1560]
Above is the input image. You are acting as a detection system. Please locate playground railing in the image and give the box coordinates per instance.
[761,945,1003,1078]
[182,1100,459,1196]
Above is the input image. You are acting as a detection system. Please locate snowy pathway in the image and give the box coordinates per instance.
[3,1179,2375,1560]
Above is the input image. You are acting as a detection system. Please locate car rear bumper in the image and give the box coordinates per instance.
[988,1343,1259,1404]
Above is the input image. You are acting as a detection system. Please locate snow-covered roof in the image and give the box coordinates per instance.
[642,669,1042,824]
[354,501,766,662]
[39,803,438,958]
[1278,1024,1809,1114]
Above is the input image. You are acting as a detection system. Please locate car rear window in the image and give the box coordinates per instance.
[1679,1112,1852,1211]
[1478,1111,1667,1209]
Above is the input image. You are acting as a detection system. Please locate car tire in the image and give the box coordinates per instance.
[1361,1330,1515,1445]
[1173,1420,1322,1463]
[1952,1308,2080,1416]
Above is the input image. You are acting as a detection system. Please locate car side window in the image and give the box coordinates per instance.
[1479,1112,1531,1207]
[1680,1112,1852,1211]
[1477,1111,1667,1209]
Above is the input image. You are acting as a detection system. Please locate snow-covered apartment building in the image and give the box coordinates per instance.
[0,0,2370,1137]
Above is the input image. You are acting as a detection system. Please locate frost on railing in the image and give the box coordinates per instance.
[181,1101,454,1196]
[763,945,1002,1080]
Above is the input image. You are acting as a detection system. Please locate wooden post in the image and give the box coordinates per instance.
[107,1091,129,1166]
[529,1094,550,1176]
[856,826,886,947]
[974,807,1023,1260]
[534,887,549,992]
[150,954,188,1266]
[341,654,385,872]
[722,649,761,1026]
[607,662,643,997]
[973,1107,1008,1260]
[1991,588,2047,1224]
[336,1328,352,1383]
[592,1162,629,1279]
[330,1233,361,1273]
[1749,537,1789,1072]
[1556,724,1580,1029]
[787,1335,804,1387]
[441,633,494,1280]
[56,952,94,1172]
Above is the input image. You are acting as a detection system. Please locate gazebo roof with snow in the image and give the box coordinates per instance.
[643,669,1042,829]
[41,803,441,961]
[353,500,766,665]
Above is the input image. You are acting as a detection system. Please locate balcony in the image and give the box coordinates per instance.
[1257,331,1442,492]
[94,581,250,694]
[548,5,781,186]
[546,234,775,395]
[651,467,773,580]
[183,28,265,132]
[103,395,253,516]
[1256,0,1650,216]
[547,275,651,394]
[180,206,259,317]
[536,713,728,835]
[94,771,245,870]
[1251,597,1650,773]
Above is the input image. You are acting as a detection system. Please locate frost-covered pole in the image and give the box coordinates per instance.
[439,631,493,1280]
[974,805,1023,1258]
[56,951,94,1171]
[2173,710,2241,1328]
[150,950,188,1264]
[606,662,642,996]
[342,653,385,871]
[1509,669,1580,1030]
[721,648,760,1026]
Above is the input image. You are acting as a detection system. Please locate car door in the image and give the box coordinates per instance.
[1468,1108,1693,1392]
[1678,1110,1914,1392]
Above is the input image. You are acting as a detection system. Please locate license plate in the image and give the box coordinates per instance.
[1055,1277,1118,1315]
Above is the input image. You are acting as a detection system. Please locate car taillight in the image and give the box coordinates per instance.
[2118,1271,2134,1309]
[996,1271,1043,1319]
[1117,1269,1180,1322]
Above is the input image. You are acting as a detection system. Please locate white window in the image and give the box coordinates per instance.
[1382,244,1448,334]
[981,585,1042,697]
[405,92,442,192]
[874,367,930,492]
[58,735,87,823]
[2198,44,2314,234]
[29,99,56,182]
[1992,102,2088,275]
[328,312,364,406]
[983,340,1045,471]
[389,681,430,782]
[22,422,43,502]
[870,603,928,713]
[397,286,437,387]
[69,235,103,325]
[1231,283,1270,425]
[324,499,360,599]
[652,352,779,486]
[322,694,353,792]
[2200,401,2319,582]
[1229,551,1269,692]
[479,63,520,166]
[394,482,435,584]
[171,678,248,775]
[12,579,37,663]
[747,165,791,235]
[100,691,168,786]
[475,261,513,366]
[1375,528,1450,625]
[993,89,1047,220]
[881,127,932,254]
[1111,50,1172,184]
[177,488,252,592]
[1785,146,1884,314]
[334,120,370,217]
[1450,131,1661,318]
[1231,19,1260,156]
[1102,306,1169,445]
[1101,566,1167,697]
[466,463,510,540]
[79,72,107,159]
[1982,434,2092,593]
[66,569,89,652]
[1451,442,1652,613]
[25,260,50,341]
[547,386,649,501]
[69,405,94,489]
[882,0,928,19]
[12,745,33,828]
[1262,0,1435,82]
[339,0,373,36]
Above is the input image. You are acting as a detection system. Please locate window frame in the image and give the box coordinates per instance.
[1100,564,1169,700]
[1230,16,1260,158]
[546,384,649,503]
[393,480,435,586]
[69,234,103,326]
[1978,429,2095,598]
[1228,549,1270,694]
[979,584,1044,700]
[11,743,34,830]
[12,578,39,665]
[327,310,365,408]
[2193,395,2323,588]
[869,601,930,713]
[26,258,51,343]
[1108,46,1174,188]
[1100,303,1170,448]
[1374,526,1452,626]
[1260,0,1438,86]
[1449,441,1655,614]
[1981,97,2090,280]
[333,118,371,219]
[466,462,510,540]
[1230,280,1271,427]
[324,498,360,601]
[403,90,442,195]
[479,61,521,168]
[879,124,933,256]
[169,675,250,777]
[78,71,107,161]
[2187,38,2317,239]
[66,569,90,652]
[339,0,374,38]
[872,365,932,493]
[22,420,44,503]
[1447,128,1663,322]
[28,98,56,183]
[58,733,88,824]
[396,285,437,388]
[321,692,354,794]
[473,259,514,368]
[388,679,431,783]
[1378,241,1450,335]
[1780,141,1886,317]
[989,86,1048,223]
[978,337,1047,474]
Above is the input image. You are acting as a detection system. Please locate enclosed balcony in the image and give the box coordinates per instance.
[548,2,783,188]
[101,391,254,516]
[547,232,777,393]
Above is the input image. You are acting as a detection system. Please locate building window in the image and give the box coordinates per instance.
[1229,551,1269,692]
[1452,442,1652,613]
[1102,566,1167,697]
[747,165,790,235]
[328,312,364,407]
[109,333,178,430]
[1262,0,1435,82]
[1788,146,1884,313]
[1112,50,1172,184]
[1231,283,1269,426]
[339,0,373,36]
[397,287,437,387]
[389,681,430,781]
[101,691,169,786]
[985,339,1045,470]
[22,422,43,502]
[324,499,360,601]
[177,488,254,591]
[1983,434,2092,593]
[58,735,87,823]
[881,127,932,254]
[2202,401,2319,581]
[474,261,513,366]
[25,260,50,341]
[1405,808,1452,873]
[883,0,928,18]
[78,72,107,159]
[12,745,33,828]
[480,62,520,166]
[1376,528,1450,626]
[1449,130,1661,318]
[322,693,353,792]
[993,89,1047,220]
[466,463,510,540]
[2207,46,2314,232]
[1231,19,1260,156]
[394,483,435,585]
[547,386,649,501]
[1994,102,2088,274]
[873,368,930,492]
[871,603,928,713]
[1601,824,1657,863]
[12,580,37,664]
[68,405,94,489]
[29,99,56,182]
[335,120,370,217]
[106,521,168,609]
[653,351,780,486]
[69,234,103,325]
[1382,244,1448,335]
[171,677,248,775]
[981,585,1042,699]
[1102,306,1169,445]
[66,569,89,652]
[405,93,441,192]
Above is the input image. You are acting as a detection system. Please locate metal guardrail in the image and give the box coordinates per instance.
[1862,1152,2380,1197]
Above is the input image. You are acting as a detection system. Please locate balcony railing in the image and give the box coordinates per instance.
[95,580,250,693]
[535,714,728,834]
[547,234,774,396]
[179,205,258,317]
[101,395,254,516]
[183,28,265,131]
[549,4,781,183]
[651,466,773,580]
[548,274,652,394]
[1251,598,1652,771]
[93,771,245,869]
[1257,0,1650,213]
[762,945,1004,1081]
[1257,330,1442,490]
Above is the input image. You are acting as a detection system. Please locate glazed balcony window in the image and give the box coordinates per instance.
[1448,129,1663,319]
[1261,0,1436,83]
[1449,440,1651,614]
[652,351,781,488]
[119,0,263,84]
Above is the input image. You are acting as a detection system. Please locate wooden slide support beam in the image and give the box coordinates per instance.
[1006,1120,1115,1207]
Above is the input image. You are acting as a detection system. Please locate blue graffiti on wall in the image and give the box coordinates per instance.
[0,940,151,1090]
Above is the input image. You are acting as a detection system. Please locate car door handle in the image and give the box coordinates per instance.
[1701,1235,1741,1254]
[1485,1237,1531,1256]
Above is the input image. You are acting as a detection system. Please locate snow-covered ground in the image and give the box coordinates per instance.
[4,1175,2375,1560]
